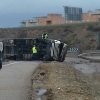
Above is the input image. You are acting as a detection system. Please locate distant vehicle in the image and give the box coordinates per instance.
[2,38,68,62]
[0,41,3,69]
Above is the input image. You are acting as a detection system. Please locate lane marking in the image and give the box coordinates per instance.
[3,62,20,67]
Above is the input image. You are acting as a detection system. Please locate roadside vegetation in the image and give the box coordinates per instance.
[0,22,100,50]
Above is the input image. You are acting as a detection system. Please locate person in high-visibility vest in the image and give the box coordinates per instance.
[42,33,48,39]
[32,45,38,60]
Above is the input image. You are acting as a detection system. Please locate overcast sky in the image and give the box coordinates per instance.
[0,0,99,28]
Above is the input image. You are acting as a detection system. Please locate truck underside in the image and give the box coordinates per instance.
[2,38,68,62]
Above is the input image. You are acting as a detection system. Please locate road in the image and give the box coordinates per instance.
[0,61,40,100]
[65,57,100,75]
[0,57,100,100]
[85,56,100,60]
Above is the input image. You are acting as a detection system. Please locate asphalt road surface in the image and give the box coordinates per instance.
[65,57,100,75]
[0,57,100,100]
[0,61,40,100]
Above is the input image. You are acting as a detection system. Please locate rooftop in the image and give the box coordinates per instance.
[21,19,38,23]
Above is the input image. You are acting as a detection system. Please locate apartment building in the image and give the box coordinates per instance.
[64,6,82,23]
[20,19,38,27]
[20,14,65,27]
[83,10,100,22]
[36,14,65,26]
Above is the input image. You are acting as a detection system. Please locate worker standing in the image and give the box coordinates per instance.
[32,45,38,60]
[42,33,48,39]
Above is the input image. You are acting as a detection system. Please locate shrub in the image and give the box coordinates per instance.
[93,27,100,32]
[87,25,94,30]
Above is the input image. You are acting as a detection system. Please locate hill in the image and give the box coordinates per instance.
[0,22,100,50]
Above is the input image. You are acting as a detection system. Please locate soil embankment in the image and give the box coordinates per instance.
[31,62,100,100]
[0,22,100,50]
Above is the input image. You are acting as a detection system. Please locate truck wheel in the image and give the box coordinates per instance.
[43,55,48,61]
[60,56,65,62]
[43,55,52,61]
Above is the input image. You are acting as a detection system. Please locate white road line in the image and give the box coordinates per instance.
[3,62,20,67]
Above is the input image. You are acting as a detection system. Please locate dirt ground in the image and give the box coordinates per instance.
[30,62,100,100]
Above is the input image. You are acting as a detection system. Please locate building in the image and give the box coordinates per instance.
[83,10,100,22]
[64,6,82,23]
[20,14,65,27]
[36,14,65,26]
[20,19,38,27]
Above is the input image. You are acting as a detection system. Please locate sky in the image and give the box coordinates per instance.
[0,0,99,28]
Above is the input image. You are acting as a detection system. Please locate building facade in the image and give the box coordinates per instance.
[83,10,100,22]
[36,14,65,26]
[20,19,38,27]
[64,6,82,23]
[20,14,65,27]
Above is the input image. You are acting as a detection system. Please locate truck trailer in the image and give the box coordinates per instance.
[2,38,68,62]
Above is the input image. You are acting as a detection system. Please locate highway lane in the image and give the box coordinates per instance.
[65,57,100,75]
[0,61,40,100]
[1,57,100,100]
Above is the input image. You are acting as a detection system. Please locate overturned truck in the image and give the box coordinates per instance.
[2,38,68,62]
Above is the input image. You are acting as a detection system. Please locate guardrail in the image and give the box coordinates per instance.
[82,50,100,53]
[67,49,100,57]
[78,50,100,57]
[78,50,100,62]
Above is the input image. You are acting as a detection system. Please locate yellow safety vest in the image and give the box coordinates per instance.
[32,47,37,53]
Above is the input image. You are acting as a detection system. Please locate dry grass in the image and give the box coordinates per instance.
[0,22,100,50]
